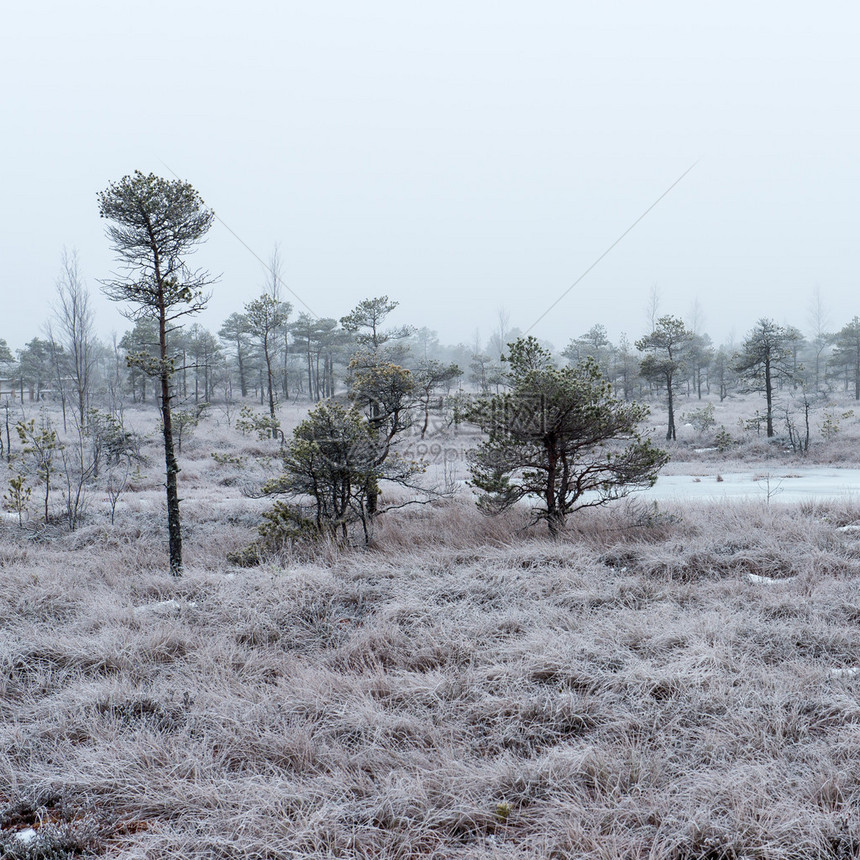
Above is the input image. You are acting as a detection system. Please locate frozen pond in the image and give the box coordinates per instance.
[637,469,860,503]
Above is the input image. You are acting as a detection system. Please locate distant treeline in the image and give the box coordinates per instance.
[3,283,860,413]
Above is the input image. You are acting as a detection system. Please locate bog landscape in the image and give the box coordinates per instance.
[4,174,860,858]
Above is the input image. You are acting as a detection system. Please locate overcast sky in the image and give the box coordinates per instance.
[3,1,859,352]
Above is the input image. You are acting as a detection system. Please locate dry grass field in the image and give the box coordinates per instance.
[3,394,860,857]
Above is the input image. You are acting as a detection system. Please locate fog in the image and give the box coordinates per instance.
[3,1,860,350]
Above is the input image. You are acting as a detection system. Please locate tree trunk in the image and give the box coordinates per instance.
[666,378,676,441]
[314,353,321,401]
[366,476,379,516]
[366,400,382,515]
[855,350,859,400]
[158,307,183,576]
[306,340,313,402]
[544,444,561,537]
[236,333,247,398]
[263,333,276,419]
[546,510,563,539]
[765,357,774,437]
[421,396,430,439]
[284,328,290,402]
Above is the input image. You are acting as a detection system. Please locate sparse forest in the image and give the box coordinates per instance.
[5,175,860,857]
[5,236,860,554]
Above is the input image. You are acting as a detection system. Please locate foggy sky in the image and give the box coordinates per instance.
[3,1,859,352]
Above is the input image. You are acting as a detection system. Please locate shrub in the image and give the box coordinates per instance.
[236,406,282,443]
[714,426,733,453]
[263,401,421,545]
[821,409,854,441]
[682,403,716,435]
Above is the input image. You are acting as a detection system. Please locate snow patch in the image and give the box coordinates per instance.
[14,828,37,844]
[640,468,860,503]
[829,667,860,678]
[134,598,181,615]
[133,598,196,615]
[746,573,795,585]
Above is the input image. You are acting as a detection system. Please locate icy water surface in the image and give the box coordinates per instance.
[640,469,860,503]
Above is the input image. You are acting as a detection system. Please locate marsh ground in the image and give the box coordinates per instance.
[3,392,860,857]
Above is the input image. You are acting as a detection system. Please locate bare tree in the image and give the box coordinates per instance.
[59,413,98,531]
[645,283,661,331]
[106,332,125,412]
[688,296,706,336]
[807,285,833,394]
[267,246,295,403]
[44,326,69,430]
[486,307,512,359]
[54,247,96,428]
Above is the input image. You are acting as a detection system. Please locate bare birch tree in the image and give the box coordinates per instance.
[54,248,96,427]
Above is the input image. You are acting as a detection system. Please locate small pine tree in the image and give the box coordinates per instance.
[17,416,62,523]
[468,337,668,537]
[4,473,30,526]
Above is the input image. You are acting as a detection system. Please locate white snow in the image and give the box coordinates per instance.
[133,598,182,615]
[14,828,37,844]
[633,469,860,503]
[746,573,795,585]
[134,598,199,615]
[829,667,860,678]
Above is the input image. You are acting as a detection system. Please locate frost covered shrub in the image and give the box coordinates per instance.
[682,402,716,435]
[259,501,320,547]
